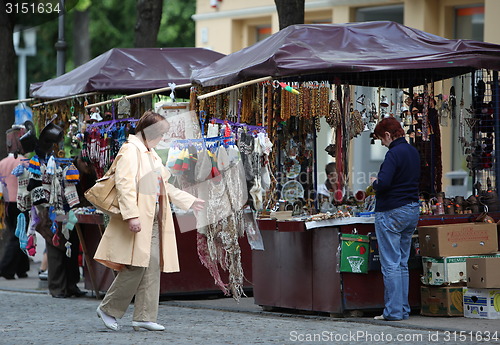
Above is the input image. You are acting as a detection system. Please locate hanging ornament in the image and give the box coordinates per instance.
[279,82,300,95]
[65,241,72,258]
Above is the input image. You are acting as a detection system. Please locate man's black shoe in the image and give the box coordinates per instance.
[0,272,15,280]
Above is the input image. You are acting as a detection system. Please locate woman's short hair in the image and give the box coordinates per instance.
[135,111,169,140]
[373,116,404,140]
[325,162,336,175]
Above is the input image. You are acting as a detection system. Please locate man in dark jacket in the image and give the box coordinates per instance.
[371,117,420,321]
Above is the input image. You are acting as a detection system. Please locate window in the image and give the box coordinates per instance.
[454,6,484,40]
[355,4,404,24]
[256,26,272,42]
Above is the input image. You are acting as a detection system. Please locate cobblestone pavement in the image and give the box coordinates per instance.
[1,290,499,345]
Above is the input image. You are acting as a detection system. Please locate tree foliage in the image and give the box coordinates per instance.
[1,0,197,156]
[158,0,195,47]
[26,0,196,85]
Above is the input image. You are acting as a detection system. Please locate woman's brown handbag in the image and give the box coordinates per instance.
[84,140,143,216]
[84,158,120,216]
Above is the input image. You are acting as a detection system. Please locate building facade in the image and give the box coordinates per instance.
[194,0,500,54]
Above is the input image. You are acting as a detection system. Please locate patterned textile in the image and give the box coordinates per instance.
[64,182,80,208]
[194,161,247,300]
[64,163,80,183]
[16,168,31,211]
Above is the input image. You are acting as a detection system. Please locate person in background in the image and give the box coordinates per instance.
[0,152,30,280]
[317,162,337,200]
[317,162,343,212]
[370,116,420,321]
[94,111,205,332]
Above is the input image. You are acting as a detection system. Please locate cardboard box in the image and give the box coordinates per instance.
[368,233,421,271]
[418,223,498,257]
[463,288,500,319]
[339,233,369,274]
[421,254,500,286]
[467,257,500,288]
[420,286,464,316]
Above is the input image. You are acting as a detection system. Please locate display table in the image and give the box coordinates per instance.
[252,214,498,315]
[74,213,253,298]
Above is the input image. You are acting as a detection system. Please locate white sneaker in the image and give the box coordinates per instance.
[96,307,120,331]
[38,270,48,281]
[374,315,401,321]
[132,321,165,331]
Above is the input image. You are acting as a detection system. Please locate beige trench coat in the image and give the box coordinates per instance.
[94,135,196,273]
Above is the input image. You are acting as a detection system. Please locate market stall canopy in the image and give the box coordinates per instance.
[191,21,500,88]
[30,47,225,99]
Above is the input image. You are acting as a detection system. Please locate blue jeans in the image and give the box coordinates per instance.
[375,202,419,320]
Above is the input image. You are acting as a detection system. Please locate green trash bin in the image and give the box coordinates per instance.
[339,233,369,274]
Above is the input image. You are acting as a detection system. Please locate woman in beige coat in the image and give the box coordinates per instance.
[94,111,204,331]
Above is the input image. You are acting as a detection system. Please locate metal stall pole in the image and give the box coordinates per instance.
[493,71,499,194]
[471,71,477,195]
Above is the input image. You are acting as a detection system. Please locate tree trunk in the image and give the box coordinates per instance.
[73,9,91,67]
[0,1,17,157]
[134,0,163,48]
[274,0,305,30]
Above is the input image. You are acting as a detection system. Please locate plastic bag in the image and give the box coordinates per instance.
[15,104,33,125]
[243,207,264,250]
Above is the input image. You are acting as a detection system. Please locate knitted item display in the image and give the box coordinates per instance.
[41,165,52,200]
[61,224,69,240]
[49,167,65,213]
[27,170,43,192]
[15,212,26,239]
[46,156,56,175]
[11,164,25,177]
[28,155,41,175]
[52,232,60,247]
[29,163,47,205]
[64,163,80,183]
[237,132,255,182]
[48,206,57,234]
[15,213,28,254]
[26,234,36,256]
[65,241,72,258]
[31,185,48,205]
[16,167,31,211]
[27,206,39,235]
[49,168,61,206]
[65,209,78,231]
[64,183,80,207]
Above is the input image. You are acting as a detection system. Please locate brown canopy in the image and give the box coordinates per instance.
[191,21,500,87]
[30,47,225,98]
